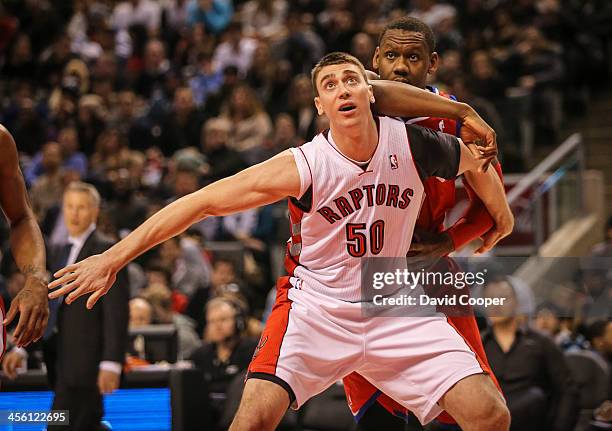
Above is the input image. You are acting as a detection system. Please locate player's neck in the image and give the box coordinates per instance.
[329,114,378,162]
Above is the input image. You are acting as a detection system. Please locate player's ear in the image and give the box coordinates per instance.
[372,46,380,72]
[314,96,325,115]
[428,52,439,75]
[367,85,375,104]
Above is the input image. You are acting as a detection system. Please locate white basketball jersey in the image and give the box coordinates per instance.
[287,116,425,302]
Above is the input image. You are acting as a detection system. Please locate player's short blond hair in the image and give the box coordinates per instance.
[311,52,368,97]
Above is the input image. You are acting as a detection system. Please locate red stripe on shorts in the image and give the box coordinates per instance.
[248,276,293,376]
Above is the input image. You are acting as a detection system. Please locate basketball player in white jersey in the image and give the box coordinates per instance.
[49,53,513,430]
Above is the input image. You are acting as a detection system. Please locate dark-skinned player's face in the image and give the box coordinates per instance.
[373,29,438,89]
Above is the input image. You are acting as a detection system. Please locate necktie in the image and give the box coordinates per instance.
[44,242,74,340]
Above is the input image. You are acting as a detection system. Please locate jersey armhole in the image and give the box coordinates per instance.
[288,146,314,212]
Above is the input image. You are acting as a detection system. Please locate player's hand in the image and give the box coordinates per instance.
[406,229,454,271]
[475,212,514,254]
[48,253,117,310]
[460,106,497,172]
[3,275,49,347]
[2,350,26,379]
[409,230,454,257]
[97,369,120,395]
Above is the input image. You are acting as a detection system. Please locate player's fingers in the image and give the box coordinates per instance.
[475,231,501,254]
[66,284,92,304]
[13,306,31,346]
[18,307,40,347]
[48,280,80,299]
[3,299,19,326]
[53,264,79,279]
[86,289,106,310]
[31,310,47,344]
[48,271,78,290]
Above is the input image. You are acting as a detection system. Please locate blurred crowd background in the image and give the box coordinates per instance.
[0,1,611,430]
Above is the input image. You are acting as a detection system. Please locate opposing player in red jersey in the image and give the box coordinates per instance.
[343,17,505,430]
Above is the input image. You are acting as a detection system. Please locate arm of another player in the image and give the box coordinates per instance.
[0,125,49,347]
[370,79,497,169]
[458,153,513,253]
[49,150,302,309]
[445,162,504,250]
[407,125,513,253]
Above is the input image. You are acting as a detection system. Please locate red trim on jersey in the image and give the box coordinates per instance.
[248,277,293,375]
[285,199,305,276]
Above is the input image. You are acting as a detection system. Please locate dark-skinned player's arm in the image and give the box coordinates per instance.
[369,78,496,171]
[48,150,301,309]
[0,125,49,347]
[456,145,513,253]
[445,162,505,252]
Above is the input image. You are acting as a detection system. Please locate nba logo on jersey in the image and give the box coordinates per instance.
[389,154,399,170]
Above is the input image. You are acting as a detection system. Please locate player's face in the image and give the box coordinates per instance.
[314,63,373,128]
[373,30,438,89]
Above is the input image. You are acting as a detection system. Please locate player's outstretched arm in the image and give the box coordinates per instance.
[370,80,497,170]
[48,150,301,309]
[456,144,513,253]
[0,125,49,347]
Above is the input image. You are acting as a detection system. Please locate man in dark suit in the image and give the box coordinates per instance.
[44,181,129,430]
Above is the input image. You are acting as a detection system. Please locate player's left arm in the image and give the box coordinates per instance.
[370,79,497,170]
[0,125,49,347]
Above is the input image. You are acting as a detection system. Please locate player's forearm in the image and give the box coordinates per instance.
[10,213,47,284]
[462,168,513,229]
[103,191,209,272]
[371,80,471,120]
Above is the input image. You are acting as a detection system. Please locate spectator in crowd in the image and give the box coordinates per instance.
[141,282,201,360]
[129,297,153,328]
[186,0,233,35]
[351,32,375,71]
[29,142,67,223]
[157,235,211,298]
[2,33,35,84]
[241,0,288,41]
[247,113,301,165]
[189,52,224,108]
[213,21,257,78]
[222,83,272,157]
[189,296,257,430]
[186,257,248,335]
[482,277,579,431]
[245,41,277,106]
[287,74,317,142]
[134,39,171,99]
[584,320,612,395]
[158,86,205,156]
[200,117,247,184]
